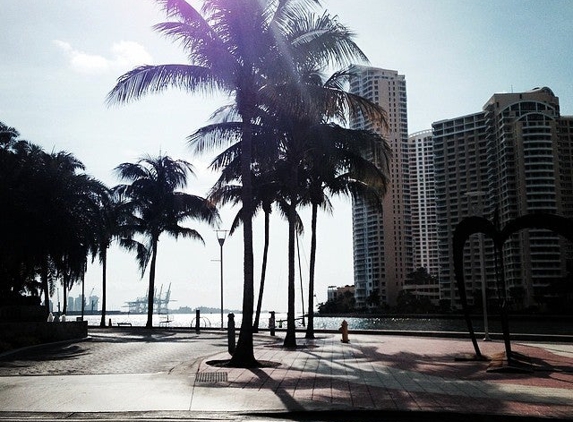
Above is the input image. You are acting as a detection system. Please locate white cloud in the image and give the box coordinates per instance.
[111,41,153,69]
[53,39,153,75]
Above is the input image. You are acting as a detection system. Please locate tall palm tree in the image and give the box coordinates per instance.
[41,152,106,315]
[114,154,219,329]
[300,125,390,338]
[206,150,283,333]
[266,68,389,347]
[107,0,371,365]
[95,188,133,327]
[194,70,389,347]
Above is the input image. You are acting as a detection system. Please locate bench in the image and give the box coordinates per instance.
[159,319,172,327]
[116,322,132,327]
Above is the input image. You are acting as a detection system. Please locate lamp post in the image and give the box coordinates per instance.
[465,191,490,341]
[216,230,228,330]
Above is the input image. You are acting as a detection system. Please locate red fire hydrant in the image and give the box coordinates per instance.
[339,320,349,343]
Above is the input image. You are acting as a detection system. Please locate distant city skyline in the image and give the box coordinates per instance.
[1,1,572,312]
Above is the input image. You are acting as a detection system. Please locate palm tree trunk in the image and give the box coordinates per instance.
[305,203,318,339]
[253,210,270,332]
[284,197,298,348]
[146,239,158,329]
[230,102,258,367]
[62,273,68,314]
[41,259,50,318]
[99,249,107,327]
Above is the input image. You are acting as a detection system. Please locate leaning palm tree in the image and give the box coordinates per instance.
[114,154,219,329]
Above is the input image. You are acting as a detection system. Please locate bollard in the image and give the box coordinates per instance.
[108,318,112,327]
[195,309,201,334]
[339,320,349,343]
[269,311,276,336]
[227,313,236,355]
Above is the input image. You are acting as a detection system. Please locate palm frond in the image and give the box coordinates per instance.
[173,192,220,226]
[106,64,227,105]
[188,122,243,154]
[164,225,205,244]
[119,238,151,277]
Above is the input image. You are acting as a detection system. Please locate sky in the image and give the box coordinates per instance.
[1,0,572,313]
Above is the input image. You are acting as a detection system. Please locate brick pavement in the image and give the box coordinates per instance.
[0,329,572,420]
[0,330,203,375]
[193,334,573,419]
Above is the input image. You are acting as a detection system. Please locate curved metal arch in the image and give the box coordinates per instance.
[453,216,496,358]
[453,213,573,359]
[500,213,573,244]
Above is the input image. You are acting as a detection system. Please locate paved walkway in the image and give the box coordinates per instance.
[0,329,572,420]
[193,334,573,419]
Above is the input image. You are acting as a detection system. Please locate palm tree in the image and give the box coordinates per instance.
[41,152,106,315]
[114,154,219,329]
[95,188,132,327]
[195,112,281,333]
[267,68,389,347]
[0,125,44,301]
[107,0,371,365]
[300,125,390,338]
[0,122,107,315]
[206,150,283,333]
[194,69,389,347]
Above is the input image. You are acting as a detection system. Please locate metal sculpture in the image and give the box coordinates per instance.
[453,213,573,363]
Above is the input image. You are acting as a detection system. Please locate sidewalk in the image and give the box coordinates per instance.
[0,331,572,420]
[192,334,573,419]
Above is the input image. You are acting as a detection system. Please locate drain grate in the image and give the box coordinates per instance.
[196,372,228,383]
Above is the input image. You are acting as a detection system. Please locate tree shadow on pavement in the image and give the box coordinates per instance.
[358,341,573,387]
[0,343,89,367]
[89,329,193,342]
[220,335,573,419]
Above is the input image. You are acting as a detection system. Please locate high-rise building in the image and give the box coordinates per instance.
[349,65,412,308]
[433,87,573,308]
[405,130,440,304]
[74,295,84,313]
[433,111,490,307]
[67,297,75,313]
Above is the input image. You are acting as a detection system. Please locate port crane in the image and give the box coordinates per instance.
[124,283,173,314]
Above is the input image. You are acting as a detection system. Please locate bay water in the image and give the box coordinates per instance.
[79,312,571,335]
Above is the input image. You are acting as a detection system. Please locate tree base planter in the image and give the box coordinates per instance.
[0,321,88,353]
